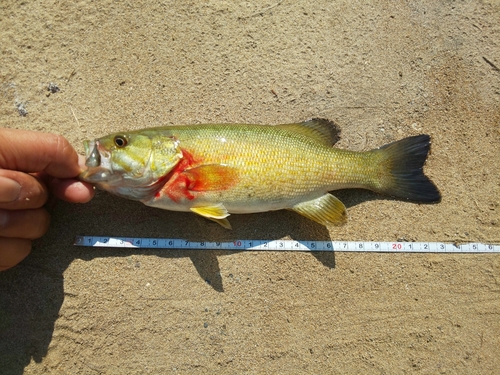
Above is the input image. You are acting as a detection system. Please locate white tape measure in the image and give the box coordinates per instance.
[74,236,499,253]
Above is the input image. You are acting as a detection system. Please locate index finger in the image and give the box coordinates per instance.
[0,129,81,178]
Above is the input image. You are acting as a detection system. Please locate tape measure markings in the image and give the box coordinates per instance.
[74,236,499,253]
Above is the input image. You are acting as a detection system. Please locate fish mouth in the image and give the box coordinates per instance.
[79,140,120,184]
[84,140,101,167]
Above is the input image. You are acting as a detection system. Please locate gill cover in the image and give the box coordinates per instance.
[80,131,183,200]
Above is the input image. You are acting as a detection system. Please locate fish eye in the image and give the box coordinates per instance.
[114,136,128,148]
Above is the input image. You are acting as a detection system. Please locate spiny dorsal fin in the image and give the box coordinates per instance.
[276,118,341,146]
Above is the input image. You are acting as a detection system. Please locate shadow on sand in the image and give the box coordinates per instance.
[0,188,391,374]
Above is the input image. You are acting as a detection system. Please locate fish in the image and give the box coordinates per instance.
[79,118,440,229]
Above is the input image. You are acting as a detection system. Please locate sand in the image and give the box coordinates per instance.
[1,0,499,373]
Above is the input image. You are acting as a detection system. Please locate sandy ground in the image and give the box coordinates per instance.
[1,0,499,374]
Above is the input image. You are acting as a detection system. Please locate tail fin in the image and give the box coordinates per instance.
[374,135,441,203]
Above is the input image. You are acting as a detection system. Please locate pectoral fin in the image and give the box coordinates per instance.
[184,164,238,192]
[190,204,232,229]
[291,194,347,226]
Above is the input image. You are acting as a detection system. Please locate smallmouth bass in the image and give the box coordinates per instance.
[79,119,440,228]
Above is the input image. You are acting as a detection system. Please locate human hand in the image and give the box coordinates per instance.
[0,129,95,271]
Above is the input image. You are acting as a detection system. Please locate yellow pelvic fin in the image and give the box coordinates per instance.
[190,204,232,229]
[206,217,232,229]
[276,118,340,146]
[291,193,347,226]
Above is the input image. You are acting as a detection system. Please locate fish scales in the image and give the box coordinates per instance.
[79,119,440,228]
[148,124,370,211]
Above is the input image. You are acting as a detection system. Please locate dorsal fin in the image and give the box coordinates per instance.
[276,118,341,146]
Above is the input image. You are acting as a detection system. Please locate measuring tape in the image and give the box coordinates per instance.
[74,236,499,253]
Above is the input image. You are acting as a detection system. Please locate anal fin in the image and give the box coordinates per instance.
[190,204,232,229]
[291,194,347,226]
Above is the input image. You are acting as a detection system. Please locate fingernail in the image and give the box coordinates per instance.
[0,177,21,203]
